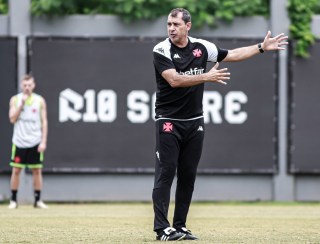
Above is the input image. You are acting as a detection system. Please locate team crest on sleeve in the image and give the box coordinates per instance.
[192,49,202,57]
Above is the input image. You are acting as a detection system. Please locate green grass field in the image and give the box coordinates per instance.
[1,202,320,243]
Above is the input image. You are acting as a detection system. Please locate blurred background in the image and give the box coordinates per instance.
[0,0,319,203]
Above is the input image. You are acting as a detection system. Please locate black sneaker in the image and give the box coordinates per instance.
[156,227,186,241]
[177,227,199,240]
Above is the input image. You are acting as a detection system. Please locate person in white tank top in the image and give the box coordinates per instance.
[8,74,48,209]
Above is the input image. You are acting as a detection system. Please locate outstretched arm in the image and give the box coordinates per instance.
[223,31,288,62]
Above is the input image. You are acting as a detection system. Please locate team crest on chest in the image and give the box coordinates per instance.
[192,49,202,57]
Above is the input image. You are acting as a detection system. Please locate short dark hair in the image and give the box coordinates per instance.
[169,8,191,23]
[22,74,34,82]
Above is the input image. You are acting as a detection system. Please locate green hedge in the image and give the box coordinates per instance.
[29,0,320,57]
[28,0,320,17]
[315,0,320,13]
[1,0,320,57]
[0,0,8,14]
[288,0,318,57]
[31,0,269,28]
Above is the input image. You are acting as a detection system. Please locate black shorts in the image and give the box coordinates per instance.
[10,144,44,169]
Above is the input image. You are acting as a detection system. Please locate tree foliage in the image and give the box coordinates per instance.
[31,0,269,28]
[0,0,8,14]
[315,0,320,13]
[1,0,320,57]
[288,0,318,57]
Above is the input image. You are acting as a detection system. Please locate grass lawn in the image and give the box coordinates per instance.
[1,202,320,243]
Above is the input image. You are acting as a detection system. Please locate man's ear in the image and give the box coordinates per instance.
[186,22,192,31]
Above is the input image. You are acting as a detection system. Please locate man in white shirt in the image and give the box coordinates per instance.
[8,74,48,209]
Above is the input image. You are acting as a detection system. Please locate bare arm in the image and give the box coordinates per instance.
[38,98,48,153]
[224,31,288,62]
[9,94,28,124]
[162,62,230,88]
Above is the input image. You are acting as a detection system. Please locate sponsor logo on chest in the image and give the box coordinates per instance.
[179,67,204,75]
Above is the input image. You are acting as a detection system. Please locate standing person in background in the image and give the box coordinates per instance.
[8,74,48,209]
[152,8,288,241]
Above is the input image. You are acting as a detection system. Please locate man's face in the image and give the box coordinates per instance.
[21,78,35,95]
[167,12,191,46]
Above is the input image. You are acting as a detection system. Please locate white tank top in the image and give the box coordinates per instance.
[12,93,43,148]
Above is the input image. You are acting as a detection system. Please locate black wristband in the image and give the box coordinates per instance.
[258,43,265,53]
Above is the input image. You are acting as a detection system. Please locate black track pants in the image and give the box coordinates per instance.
[152,118,204,232]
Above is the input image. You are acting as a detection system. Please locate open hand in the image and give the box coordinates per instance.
[262,30,288,51]
[206,62,230,85]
